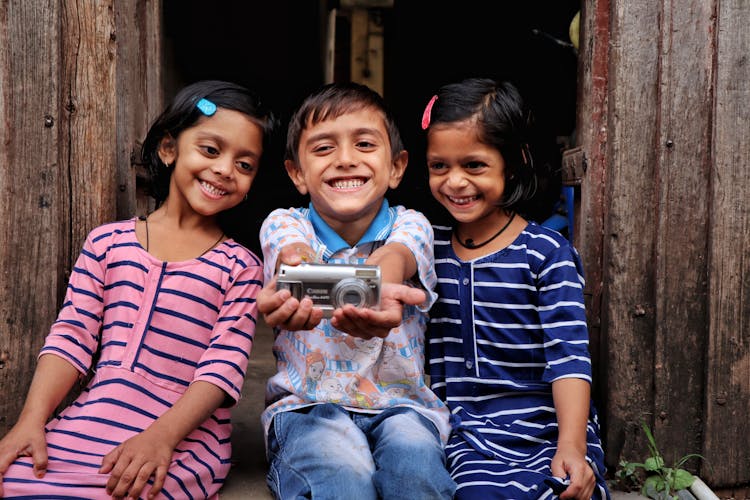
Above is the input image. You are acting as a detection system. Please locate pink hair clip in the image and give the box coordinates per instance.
[421,95,438,130]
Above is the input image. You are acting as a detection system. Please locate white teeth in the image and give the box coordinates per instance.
[201,181,226,196]
[330,178,365,189]
[448,195,477,205]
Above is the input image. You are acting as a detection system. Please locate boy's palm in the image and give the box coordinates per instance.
[331,283,426,339]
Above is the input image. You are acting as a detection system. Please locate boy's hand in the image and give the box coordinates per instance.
[257,278,324,330]
[331,283,426,339]
[258,242,324,330]
[275,243,318,268]
[100,429,172,499]
[0,420,48,495]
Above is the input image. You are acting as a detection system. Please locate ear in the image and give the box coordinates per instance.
[388,150,408,189]
[157,135,177,166]
[284,159,309,195]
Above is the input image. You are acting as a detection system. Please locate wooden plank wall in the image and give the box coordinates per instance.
[579,0,750,487]
[0,0,161,434]
[704,0,750,486]
[0,0,65,431]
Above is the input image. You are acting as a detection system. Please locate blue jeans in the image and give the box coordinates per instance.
[266,403,456,500]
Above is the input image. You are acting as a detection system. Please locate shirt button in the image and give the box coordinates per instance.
[465,360,473,369]
[462,278,469,285]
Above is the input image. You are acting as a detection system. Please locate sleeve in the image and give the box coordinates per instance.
[538,244,593,384]
[39,231,105,375]
[259,207,316,283]
[386,207,438,310]
[193,258,263,405]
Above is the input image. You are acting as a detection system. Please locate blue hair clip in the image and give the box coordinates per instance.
[196,98,217,116]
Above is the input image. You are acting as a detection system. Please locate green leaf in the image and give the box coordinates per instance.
[643,476,669,499]
[645,456,665,471]
[672,469,695,490]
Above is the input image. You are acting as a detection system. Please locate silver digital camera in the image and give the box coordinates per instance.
[276,263,381,317]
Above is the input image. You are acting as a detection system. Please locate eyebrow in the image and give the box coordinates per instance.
[305,127,384,144]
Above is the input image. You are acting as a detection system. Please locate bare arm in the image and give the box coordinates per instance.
[100,380,226,499]
[552,377,596,500]
[0,354,81,494]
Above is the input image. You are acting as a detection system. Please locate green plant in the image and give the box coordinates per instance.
[615,420,705,500]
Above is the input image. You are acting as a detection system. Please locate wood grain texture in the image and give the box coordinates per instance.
[703,0,750,485]
[0,0,64,433]
[650,0,714,468]
[601,0,662,468]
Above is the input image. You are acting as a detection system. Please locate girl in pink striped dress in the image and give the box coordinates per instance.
[0,80,276,499]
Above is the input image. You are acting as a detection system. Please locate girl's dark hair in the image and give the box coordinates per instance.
[140,80,276,239]
[426,78,537,210]
[285,82,404,163]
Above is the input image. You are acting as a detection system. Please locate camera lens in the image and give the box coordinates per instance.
[332,278,373,309]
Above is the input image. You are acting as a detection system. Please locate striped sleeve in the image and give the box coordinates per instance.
[193,256,263,405]
[537,244,593,384]
[40,230,106,374]
[386,207,438,309]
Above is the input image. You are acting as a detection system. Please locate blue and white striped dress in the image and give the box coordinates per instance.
[428,222,609,500]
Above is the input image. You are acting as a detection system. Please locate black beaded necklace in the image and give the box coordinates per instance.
[455,211,516,249]
[140,215,224,257]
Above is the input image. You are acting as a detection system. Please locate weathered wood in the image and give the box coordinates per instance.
[0,0,64,434]
[61,0,118,253]
[601,0,663,467]
[575,0,610,425]
[114,1,161,220]
[703,0,750,485]
[0,0,155,434]
[651,0,714,468]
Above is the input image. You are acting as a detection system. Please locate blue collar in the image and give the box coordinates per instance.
[308,200,395,255]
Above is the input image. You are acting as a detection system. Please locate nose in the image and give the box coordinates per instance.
[212,156,234,178]
[446,168,468,189]
[335,144,357,168]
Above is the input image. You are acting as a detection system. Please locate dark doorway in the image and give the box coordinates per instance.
[162,0,580,254]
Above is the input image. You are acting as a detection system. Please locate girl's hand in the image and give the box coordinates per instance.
[0,421,48,496]
[100,429,172,499]
[551,443,595,500]
[331,283,426,339]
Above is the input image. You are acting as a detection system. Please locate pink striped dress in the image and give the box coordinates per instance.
[2,218,262,499]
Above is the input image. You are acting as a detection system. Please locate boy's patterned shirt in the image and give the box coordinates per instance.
[259,200,450,443]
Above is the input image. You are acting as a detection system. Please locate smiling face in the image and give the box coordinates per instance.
[427,120,509,233]
[159,108,264,218]
[285,107,407,243]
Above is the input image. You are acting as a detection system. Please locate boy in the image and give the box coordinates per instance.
[256,82,455,500]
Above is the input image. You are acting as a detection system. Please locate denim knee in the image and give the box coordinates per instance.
[266,405,378,500]
[368,407,456,500]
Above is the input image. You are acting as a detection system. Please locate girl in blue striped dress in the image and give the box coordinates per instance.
[420,78,610,500]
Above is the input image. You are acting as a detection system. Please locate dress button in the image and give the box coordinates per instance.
[462,278,469,285]
[465,360,473,369]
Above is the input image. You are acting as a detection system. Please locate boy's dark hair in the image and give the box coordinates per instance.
[141,80,276,205]
[427,78,537,210]
[285,82,404,164]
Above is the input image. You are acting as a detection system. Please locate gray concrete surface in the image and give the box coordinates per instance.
[220,319,275,499]
[218,319,644,499]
